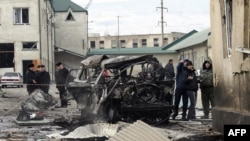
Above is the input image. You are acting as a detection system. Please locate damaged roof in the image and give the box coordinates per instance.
[51,0,87,12]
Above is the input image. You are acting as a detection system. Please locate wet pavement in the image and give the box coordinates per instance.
[0,84,223,141]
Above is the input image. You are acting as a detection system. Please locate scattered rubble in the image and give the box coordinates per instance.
[16,89,58,121]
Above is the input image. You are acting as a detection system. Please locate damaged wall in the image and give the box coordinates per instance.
[211,0,250,133]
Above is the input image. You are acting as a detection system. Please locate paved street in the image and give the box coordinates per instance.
[0,84,220,141]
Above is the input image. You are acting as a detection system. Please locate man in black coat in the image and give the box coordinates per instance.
[165,59,175,80]
[55,62,69,108]
[25,63,38,95]
[37,64,51,94]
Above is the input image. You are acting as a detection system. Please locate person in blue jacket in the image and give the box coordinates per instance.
[172,59,189,120]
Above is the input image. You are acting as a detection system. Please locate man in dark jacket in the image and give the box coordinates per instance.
[183,61,198,120]
[172,59,189,120]
[25,63,37,95]
[165,59,175,80]
[55,62,69,108]
[37,64,51,94]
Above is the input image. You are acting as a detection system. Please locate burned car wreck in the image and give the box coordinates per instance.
[66,55,175,125]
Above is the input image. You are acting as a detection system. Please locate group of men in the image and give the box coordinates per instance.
[25,63,50,95]
[170,58,214,120]
[25,62,69,108]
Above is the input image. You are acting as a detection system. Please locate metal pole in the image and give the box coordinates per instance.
[157,0,167,47]
[117,16,120,51]
[161,0,164,47]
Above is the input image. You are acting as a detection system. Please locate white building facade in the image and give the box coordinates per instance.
[0,0,54,80]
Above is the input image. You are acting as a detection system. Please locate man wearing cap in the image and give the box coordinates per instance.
[55,62,69,108]
[37,64,51,94]
[25,63,38,95]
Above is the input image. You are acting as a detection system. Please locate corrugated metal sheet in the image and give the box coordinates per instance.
[108,120,171,141]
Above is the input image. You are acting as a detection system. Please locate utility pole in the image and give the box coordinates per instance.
[117,15,120,51]
[157,0,168,47]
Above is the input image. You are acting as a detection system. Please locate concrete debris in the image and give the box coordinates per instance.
[16,89,58,121]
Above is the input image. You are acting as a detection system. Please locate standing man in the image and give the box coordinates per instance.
[37,64,51,94]
[25,63,37,95]
[172,59,189,120]
[183,61,198,120]
[200,60,214,119]
[55,62,69,108]
[164,59,175,80]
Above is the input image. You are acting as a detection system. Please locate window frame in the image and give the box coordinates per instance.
[133,39,138,48]
[153,38,159,47]
[22,42,37,50]
[141,39,147,47]
[120,40,126,48]
[99,40,104,49]
[14,8,29,24]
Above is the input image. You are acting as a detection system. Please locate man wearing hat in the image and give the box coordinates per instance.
[55,62,69,108]
[25,63,38,95]
[37,64,51,94]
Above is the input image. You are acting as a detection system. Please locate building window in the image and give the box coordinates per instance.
[163,38,168,46]
[141,39,147,47]
[99,41,104,49]
[111,40,116,48]
[90,41,95,49]
[133,39,138,48]
[23,42,37,49]
[66,12,75,21]
[14,8,29,24]
[120,40,126,48]
[153,38,159,47]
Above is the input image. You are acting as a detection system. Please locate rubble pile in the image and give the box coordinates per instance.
[16,89,58,121]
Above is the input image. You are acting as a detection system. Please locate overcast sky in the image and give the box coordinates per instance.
[71,0,210,36]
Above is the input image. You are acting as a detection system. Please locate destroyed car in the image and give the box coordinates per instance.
[66,55,175,125]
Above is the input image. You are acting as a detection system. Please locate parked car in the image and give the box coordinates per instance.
[1,72,23,88]
[66,55,175,125]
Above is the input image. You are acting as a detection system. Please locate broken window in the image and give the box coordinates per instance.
[99,40,104,49]
[153,38,159,47]
[111,40,116,48]
[23,42,37,49]
[66,12,75,21]
[133,39,138,48]
[141,39,147,47]
[14,8,29,24]
[120,40,126,48]
[90,41,96,49]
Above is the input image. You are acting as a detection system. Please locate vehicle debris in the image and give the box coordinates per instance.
[66,55,175,125]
